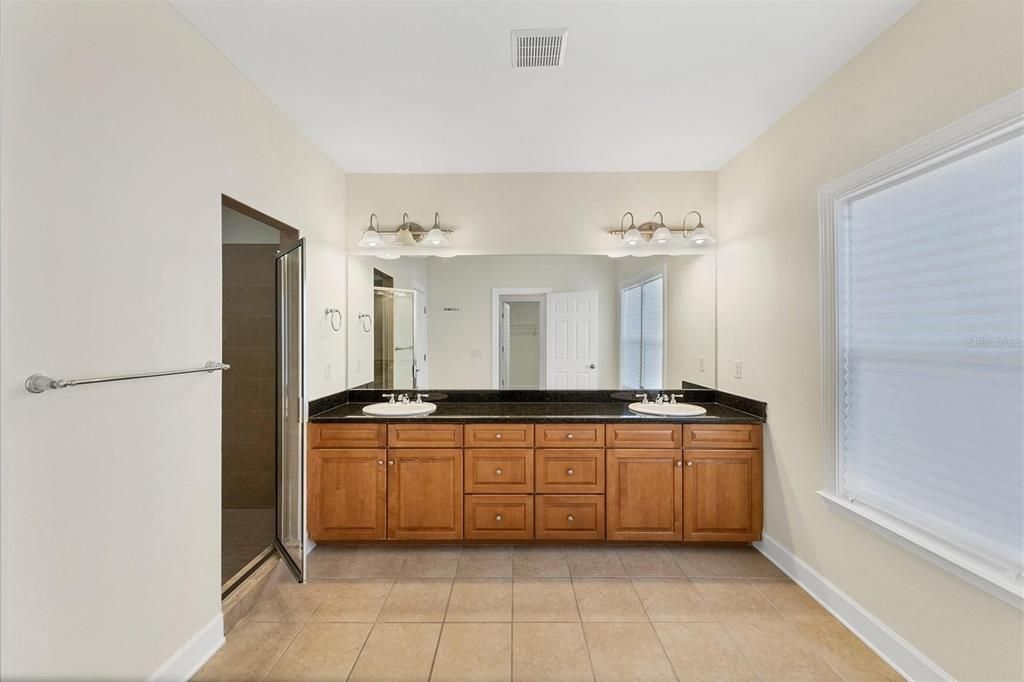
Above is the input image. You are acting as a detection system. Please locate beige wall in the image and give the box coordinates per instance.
[716,2,1024,679]
[0,2,346,679]
[346,171,717,255]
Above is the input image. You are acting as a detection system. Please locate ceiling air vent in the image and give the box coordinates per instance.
[511,29,568,69]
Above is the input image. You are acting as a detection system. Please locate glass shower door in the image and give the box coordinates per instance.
[276,239,305,581]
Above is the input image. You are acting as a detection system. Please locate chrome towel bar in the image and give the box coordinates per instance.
[24,361,230,394]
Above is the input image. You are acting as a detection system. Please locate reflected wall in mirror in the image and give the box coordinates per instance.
[347,254,716,391]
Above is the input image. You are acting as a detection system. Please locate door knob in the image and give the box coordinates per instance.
[587,364,596,369]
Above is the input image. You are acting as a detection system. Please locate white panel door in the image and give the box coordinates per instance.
[546,291,598,389]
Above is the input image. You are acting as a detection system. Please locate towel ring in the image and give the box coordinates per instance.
[358,313,372,333]
[324,308,342,332]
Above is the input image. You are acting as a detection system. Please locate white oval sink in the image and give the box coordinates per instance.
[628,402,707,417]
[362,402,438,417]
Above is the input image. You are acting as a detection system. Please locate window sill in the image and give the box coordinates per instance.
[818,491,1022,610]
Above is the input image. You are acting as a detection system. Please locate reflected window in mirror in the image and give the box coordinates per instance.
[619,273,664,389]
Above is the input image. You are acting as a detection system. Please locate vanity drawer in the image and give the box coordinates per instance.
[535,449,605,494]
[683,424,762,450]
[535,495,605,540]
[310,423,386,449]
[388,423,463,448]
[606,423,682,449]
[464,495,534,540]
[535,423,605,448]
[464,449,534,493]
[464,423,534,448]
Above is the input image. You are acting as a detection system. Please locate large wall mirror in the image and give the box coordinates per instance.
[347,254,716,391]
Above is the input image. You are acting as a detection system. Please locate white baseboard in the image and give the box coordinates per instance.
[149,612,225,682]
[755,533,952,682]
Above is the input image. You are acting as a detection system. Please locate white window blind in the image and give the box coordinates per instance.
[836,130,1024,574]
[620,276,664,389]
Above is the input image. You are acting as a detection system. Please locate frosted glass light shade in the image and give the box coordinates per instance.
[357,227,384,248]
[688,225,715,245]
[652,226,673,244]
[424,227,449,246]
[623,227,643,246]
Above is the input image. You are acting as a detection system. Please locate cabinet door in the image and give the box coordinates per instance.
[606,449,682,541]
[387,448,463,540]
[683,449,762,542]
[308,449,386,541]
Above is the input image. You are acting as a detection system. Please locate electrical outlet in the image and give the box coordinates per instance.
[699,355,705,373]
[734,360,743,379]
[325,361,332,379]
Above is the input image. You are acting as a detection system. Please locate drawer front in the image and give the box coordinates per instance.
[606,423,681,449]
[464,423,534,448]
[683,424,762,450]
[464,495,534,540]
[535,449,605,494]
[310,423,386,449]
[464,449,534,493]
[388,423,463,448]
[535,495,605,540]
[535,423,605,448]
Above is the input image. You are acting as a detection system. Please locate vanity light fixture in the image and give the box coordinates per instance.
[683,210,715,245]
[356,212,455,249]
[620,212,643,246]
[357,213,385,248]
[609,210,714,246]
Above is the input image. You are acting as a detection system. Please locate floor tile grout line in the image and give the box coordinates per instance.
[719,620,768,682]
[570,575,599,682]
[342,623,374,682]
[425,576,456,681]
[256,621,306,682]
[627,574,682,682]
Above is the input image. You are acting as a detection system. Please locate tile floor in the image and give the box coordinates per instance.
[194,544,902,682]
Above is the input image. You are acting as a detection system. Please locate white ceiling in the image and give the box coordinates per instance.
[173,1,915,173]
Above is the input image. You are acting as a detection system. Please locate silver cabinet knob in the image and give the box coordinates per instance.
[567,515,575,522]
[378,460,384,465]
[686,461,693,467]
[566,433,575,440]
[388,460,395,465]
[566,468,575,476]
[495,433,502,439]
[495,514,503,522]
[495,468,503,476]
[676,460,682,467]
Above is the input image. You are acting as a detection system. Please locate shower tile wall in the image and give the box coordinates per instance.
[222,244,278,509]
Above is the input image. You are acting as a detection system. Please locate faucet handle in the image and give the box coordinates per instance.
[655,394,670,404]
[398,393,411,404]
[382,393,396,404]
[669,393,686,405]
[415,393,430,404]
[634,393,650,404]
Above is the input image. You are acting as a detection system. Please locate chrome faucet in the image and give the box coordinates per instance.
[669,394,686,404]
[382,393,396,404]
[398,393,411,404]
[655,393,670,404]
[415,393,430,404]
[634,393,650,404]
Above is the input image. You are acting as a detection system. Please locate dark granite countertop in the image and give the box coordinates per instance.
[310,400,764,424]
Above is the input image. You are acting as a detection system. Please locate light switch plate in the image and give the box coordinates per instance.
[733,360,743,379]
[699,356,705,372]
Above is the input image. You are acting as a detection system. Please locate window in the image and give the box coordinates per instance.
[820,94,1023,606]
[620,274,663,389]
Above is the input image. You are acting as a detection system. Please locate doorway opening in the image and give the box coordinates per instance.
[498,297,545,389]
[220,196,303,595]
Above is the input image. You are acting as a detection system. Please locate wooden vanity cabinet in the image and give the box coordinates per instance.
[606,424,683,541]
[308,448,387,541]
[387,444,463,540]
[682,425,763,542]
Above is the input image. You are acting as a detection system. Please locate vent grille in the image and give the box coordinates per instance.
[511,29,567,69]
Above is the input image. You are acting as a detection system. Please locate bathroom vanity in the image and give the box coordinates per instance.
[307,391,765,545]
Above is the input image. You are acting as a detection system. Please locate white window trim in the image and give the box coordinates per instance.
[619,264,668,389]
[818,90,1024,610]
